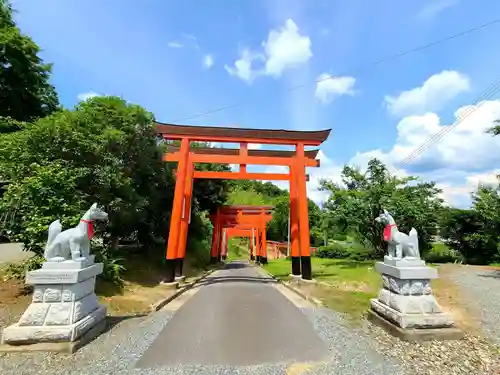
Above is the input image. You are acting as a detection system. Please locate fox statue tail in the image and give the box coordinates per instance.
[43,220,62,258]
[408,228,420,258]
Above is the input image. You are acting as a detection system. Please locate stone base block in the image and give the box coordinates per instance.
[42,255,96,270]
[2,305,107,345]
[0,315,107,354]
[26,263,103,285]
[289,274,302,279]
[383,256,425,267]
[368,309,463,342]
[375,262,438,280]
[371,299,454,329]
[159,281,179,289]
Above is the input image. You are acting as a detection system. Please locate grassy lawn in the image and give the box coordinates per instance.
[263,257,380,322]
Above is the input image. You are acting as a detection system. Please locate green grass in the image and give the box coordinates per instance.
[264,257,380,285]
[227,238,250,261]
[263,257,380,322]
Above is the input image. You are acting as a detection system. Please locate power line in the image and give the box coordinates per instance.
[396,78,500,167]
[169,17,500,123]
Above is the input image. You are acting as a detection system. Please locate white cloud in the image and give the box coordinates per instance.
[417,0,458,20]
[168,41,184,48]
[225,49,263,83]
[248,143,261,150]
[263,19,312,77]
[437,170,500,207]
[202,54,214,69]
[225,18,312,83]
[315,74,356,103]
[262,95,500,207]
[77,91,100,101]
[349,97,500,207]
[384,70,470,117]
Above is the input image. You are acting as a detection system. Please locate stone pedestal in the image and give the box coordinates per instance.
[1,256,107,351]
[369,257,462,341]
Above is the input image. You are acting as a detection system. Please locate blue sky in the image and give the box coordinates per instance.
[11,0,500,206]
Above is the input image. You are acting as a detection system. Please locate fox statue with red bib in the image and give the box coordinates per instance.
[375,209,420,260]
[43,203,108,262]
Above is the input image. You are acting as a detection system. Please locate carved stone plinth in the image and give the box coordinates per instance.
[369,259,462,341]
[1,258,107,350]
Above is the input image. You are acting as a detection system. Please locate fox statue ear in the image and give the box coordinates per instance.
[91,203,97,209]
[383,209,389,215]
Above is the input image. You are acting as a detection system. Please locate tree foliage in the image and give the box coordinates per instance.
[439,181,500,265]
[0,97,230,264]
[320,158,444,258]
[0,0,59,127]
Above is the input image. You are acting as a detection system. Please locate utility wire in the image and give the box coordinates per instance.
[169,17,500,123]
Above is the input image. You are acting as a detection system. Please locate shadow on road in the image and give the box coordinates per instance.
[198,276,278,286]
[478,270,500,280]
[220,261,250,270]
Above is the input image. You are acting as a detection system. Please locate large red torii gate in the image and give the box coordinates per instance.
[210,205,273,263]
[156,122,331,283]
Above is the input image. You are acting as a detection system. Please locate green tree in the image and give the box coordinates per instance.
[440,187,500,264]
[320,158,444,258]
[0,96,230,262]
[0,0,59,127]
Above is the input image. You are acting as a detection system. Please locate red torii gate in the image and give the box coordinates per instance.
[156,122,331,283]
[210,205,273,264]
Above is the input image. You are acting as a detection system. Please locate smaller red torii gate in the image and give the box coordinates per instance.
[209,205,273,264]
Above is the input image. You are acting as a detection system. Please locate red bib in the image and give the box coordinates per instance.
[383,224,397,241]
[80,219,94,240]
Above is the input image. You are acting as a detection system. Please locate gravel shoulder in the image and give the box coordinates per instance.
[448,265,500,346]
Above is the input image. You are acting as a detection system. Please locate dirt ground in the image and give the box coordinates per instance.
[0,276,181,332]
[0,278,33,330]
[431,263,484,334]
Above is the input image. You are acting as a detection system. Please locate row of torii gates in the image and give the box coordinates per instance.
[156,122,331,281]
[209,205,273,264]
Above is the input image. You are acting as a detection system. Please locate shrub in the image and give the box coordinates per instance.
[2,254,44,280]
[424,243,462,264]
[344,242,374,261]
[315,242,350,259]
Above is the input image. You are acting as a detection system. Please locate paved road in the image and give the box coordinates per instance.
[0,243,32,265]
[136,261,329,367]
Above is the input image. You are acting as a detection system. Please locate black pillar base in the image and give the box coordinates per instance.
[255,255,261,264]
[164,259,176,283]
[221,255,227,261]
[250,254,255,261]
[174,258,184,278]
[260,257,268,265]
[301,256,312,280]
[291,256,301,276]
[210,256,218,264]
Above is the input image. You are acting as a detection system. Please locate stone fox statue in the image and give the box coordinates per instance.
[375,209,420,259]
[43,203,108,262]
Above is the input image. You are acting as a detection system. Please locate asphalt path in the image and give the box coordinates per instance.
[136,261,329,368]
[0,243,31,265]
